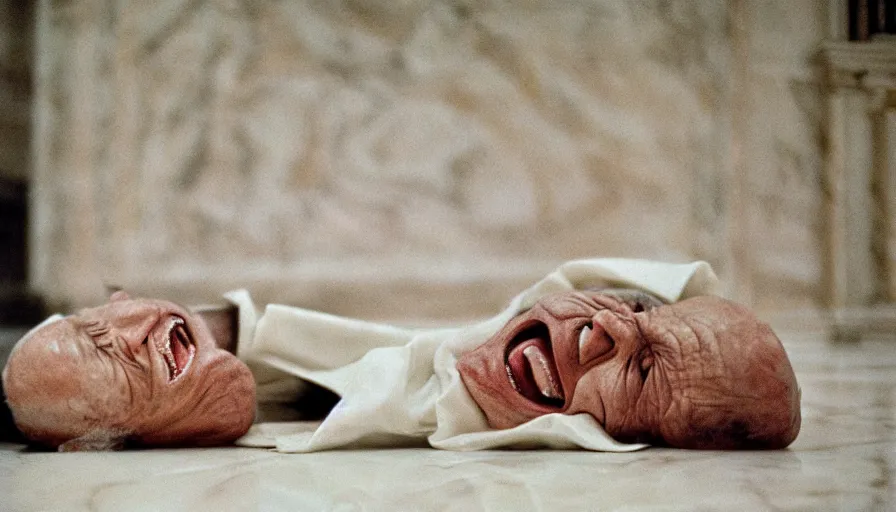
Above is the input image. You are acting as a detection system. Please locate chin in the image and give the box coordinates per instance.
[140,353,257,447]
[457,348,542,429]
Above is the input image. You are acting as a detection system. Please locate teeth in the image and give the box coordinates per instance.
[579,325,592,351]
[523,345,563,400]
[505,364,520,393]
[158,317,185,380]
[165,347,177,378]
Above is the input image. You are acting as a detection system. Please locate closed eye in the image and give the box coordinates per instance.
[96,336,144,371]
[84,320,111,338]
[91,333,113,349]
[82,319,115,350]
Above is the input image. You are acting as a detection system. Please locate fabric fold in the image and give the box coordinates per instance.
[233,258,718,452]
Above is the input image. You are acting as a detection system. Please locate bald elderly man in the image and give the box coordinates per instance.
[2,259,801,452]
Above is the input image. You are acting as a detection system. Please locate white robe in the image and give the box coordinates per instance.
[230,258,718,452]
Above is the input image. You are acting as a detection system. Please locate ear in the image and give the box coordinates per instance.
[58,429,129,452]
[109,290,130,302]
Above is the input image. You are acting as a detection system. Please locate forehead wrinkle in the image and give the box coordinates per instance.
[540,292,600,320]
[638,306,689,362]
[658,307,720,365]
[667,328,742,411]
[687,310,757,385]
[52,321,123,391]
[59,312,98,344]
[686,316,723,361]
[569,294,603,315]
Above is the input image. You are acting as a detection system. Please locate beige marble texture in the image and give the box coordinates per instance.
[2,328,895,511]
[732,0,827,311]
[30,1,828,319]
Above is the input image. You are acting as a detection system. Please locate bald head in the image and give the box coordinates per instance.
[642,296,801,449]
[2,295,255,450]
[458,292,801,450]
[3,319,123,446]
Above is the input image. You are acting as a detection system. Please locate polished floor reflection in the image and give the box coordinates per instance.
[1,328,894,511]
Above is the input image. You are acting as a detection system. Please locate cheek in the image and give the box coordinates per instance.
[564,363,628,426]
[457,335,510,401]
[82,365,136,423]
[133,350,231,421]
[181,350,238,398]
[459,346,524,428]
[145,354,256,445]
[186,361,254,419]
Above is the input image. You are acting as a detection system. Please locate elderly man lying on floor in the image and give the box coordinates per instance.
[2,258,801,452]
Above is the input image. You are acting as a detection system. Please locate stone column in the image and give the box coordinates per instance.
[821,40,896,340]
[886,105,896,299]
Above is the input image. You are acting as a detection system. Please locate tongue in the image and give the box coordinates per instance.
[171,326,190,371]
[507,336,564,403]
[523,345,564,400]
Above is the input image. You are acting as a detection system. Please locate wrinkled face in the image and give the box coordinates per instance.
[457,291,801,449]
[2,293,255,449]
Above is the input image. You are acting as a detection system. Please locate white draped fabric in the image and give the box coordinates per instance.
[231,258,718,452]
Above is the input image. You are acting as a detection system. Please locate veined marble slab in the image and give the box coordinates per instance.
[30,0,827,315]
[2,330,894,511]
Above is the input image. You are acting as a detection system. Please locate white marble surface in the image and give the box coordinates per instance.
[2,328,894,511]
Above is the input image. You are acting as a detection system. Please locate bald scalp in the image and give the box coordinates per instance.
[3,302,257,451]
[4,353,255,450]
[651,297,801,449]
[2,321,117,448]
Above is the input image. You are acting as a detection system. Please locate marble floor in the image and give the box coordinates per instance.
[1,327,895,511]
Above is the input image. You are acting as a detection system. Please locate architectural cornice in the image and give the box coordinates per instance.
[821,39,896,90]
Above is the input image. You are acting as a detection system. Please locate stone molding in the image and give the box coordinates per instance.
[822,39,896,92]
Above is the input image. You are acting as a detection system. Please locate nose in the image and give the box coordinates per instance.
[578,310,617,364]
[579,309,644,365]
[109,302,161,351]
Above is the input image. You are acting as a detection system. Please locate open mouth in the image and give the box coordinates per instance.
[505,322,565,407]
[156,316,195,381]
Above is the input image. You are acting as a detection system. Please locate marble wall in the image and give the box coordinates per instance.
[31,0,828,319]
[732,0,828,312]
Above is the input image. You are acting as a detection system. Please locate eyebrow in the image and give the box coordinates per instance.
[65,317,103,357]
[540,292,603,319]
